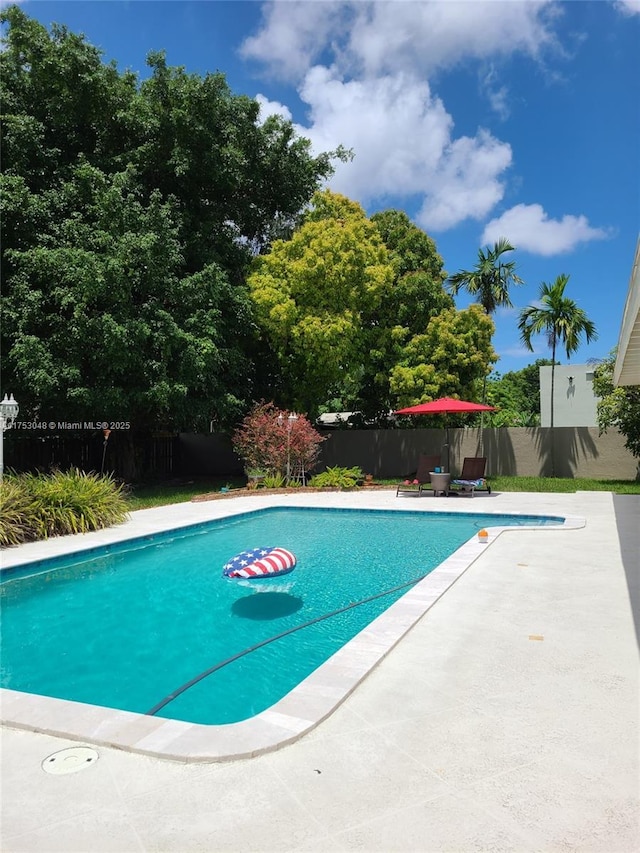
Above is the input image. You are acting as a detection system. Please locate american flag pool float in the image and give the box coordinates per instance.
[222,546,297,579]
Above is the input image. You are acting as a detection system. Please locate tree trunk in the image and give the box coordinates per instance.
[480,373,488,450]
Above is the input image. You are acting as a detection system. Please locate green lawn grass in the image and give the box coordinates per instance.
[379,475,639,494]
[487,476,640,494]
[125,477,245,510]
[125,473,640,510]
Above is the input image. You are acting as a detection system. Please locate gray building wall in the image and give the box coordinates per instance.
[322,427,638,480]
[178,427,638,481]
[614,235,640,385]
[539,364,599,427]
[317,426,637,480]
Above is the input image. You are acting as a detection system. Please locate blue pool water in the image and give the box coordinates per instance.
[0,507,561,725]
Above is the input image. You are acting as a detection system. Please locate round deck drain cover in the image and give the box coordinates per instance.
[42,746,99,775]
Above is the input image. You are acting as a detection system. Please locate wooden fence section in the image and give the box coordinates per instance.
[4,432,178,479]
[3,427,637,481]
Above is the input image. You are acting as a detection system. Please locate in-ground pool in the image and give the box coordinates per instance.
[1,506,562,726]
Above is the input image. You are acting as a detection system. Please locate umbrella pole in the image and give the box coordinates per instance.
[441,420,451,473]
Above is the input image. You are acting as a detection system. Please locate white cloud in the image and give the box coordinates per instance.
[486,85,510,121]
[289,67,512,231]
[480,65,510,120]
[346,0,559,78]
[240,1,350,81]
[241,0,560,83]
[415,130,512,230]
[240,1,570,232]
[244,2,615,235]
[255,93,292,123]
[481,204,610,255]
[615,0,640,15]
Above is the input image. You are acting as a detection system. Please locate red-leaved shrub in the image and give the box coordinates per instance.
[232,402,326,480]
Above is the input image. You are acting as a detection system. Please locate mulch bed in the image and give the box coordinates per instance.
[191,485,395,502]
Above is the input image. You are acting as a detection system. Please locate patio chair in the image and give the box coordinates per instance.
[450,457,491,496]
[396,454,442,497]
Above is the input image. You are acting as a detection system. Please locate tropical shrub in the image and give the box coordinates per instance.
[593,351,640,462]
[308,466,364,489]
[285,479,304,488]
[262,472,286,489]
[232,402,326,479]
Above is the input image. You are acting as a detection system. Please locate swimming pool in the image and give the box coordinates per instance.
[1,506,563,727]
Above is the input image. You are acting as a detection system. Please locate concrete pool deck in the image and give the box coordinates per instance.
[1,490,639,851]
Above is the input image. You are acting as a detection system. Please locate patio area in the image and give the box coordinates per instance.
[1,489,638,852]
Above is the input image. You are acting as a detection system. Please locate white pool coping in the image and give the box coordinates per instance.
[0,490,584,762]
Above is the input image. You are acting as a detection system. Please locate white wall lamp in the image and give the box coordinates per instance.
[0,393,19,480]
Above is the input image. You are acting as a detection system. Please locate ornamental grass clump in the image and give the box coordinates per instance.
[26,469,129,537]
[0,476,40,547]
[0,469,129,546]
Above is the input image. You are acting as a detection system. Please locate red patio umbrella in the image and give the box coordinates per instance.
[394,397,496,472]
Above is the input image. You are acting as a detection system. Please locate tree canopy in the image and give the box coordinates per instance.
[360,210,453,418]
[448,238,523,314]
[593,352,640,461]
[0,6,341,458]
[1,6,527,466]
[485,359,553,426]
[389,304,497,408]
[3,166,252,429]
[248,191,393,417]
[249,195,497,420]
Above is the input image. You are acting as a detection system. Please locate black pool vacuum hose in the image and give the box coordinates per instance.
[146,571,429,716]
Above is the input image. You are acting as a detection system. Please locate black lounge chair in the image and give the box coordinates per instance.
[396,454,442,497]
[451,457,491,496]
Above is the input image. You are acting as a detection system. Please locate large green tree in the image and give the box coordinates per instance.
[390,304,497,408]
[518,274,598,474]
[249,198,494,420]
[248,191,393,417]
[593,351,640,464]
[3,165,252,427]
[0,6,342,475]
[130,51,346,275]
[362,210,452,418]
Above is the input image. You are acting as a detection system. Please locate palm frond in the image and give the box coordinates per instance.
[448,238,523,313]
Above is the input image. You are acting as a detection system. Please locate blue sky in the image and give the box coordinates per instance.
[12,0,640,376]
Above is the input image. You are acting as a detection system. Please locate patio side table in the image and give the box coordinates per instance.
[429,472,451,497]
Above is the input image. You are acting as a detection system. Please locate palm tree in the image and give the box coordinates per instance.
[448,238,523,420]
[448,237,523,314]
[518,273,598,475]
